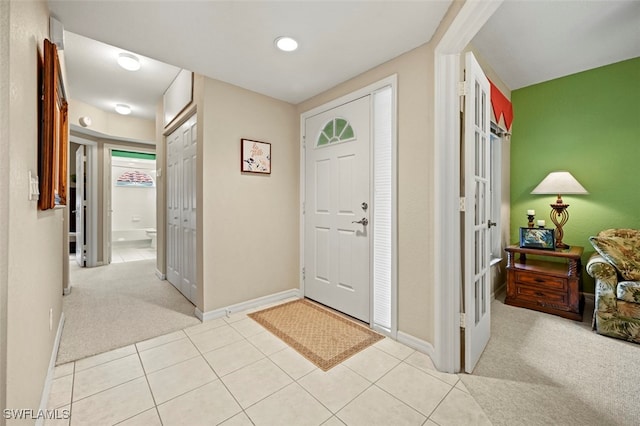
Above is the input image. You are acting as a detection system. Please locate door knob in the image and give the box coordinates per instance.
[352,218,368,226]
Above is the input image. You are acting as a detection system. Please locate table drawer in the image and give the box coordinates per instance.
[513,284,568,307]
[515,271,566,290]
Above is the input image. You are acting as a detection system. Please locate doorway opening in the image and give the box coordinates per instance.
[108,149,157,264]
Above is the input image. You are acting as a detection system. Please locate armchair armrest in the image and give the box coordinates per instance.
[587,254,619,319]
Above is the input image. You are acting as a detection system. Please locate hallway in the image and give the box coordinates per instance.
[59,259,199,364]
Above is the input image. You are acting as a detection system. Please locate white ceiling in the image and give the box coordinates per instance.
[473,0,640,90]
[49,1,640,122]
[49,0,453,119]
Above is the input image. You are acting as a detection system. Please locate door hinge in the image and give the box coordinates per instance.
[302,201,305,215]
[459,197,466,212]
[458,81,468,97]
[460,312,466,329]
[302,267,305,281]
[302,135,306,149]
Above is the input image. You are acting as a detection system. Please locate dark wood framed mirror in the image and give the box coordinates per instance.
[39,39,68,210]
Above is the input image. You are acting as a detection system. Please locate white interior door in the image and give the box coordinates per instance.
[166,116,197,303]
[463,52,492,373]
[181,120,197,301]
[75,145,85,267]
[304,96,370,322]
[166,129,181,286]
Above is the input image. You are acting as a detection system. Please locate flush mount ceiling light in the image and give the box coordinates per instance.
[117,52,141,71]
[115,104,131,115]
[275,36,298,52]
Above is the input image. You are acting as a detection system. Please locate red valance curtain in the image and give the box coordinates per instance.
[489,79,513,131]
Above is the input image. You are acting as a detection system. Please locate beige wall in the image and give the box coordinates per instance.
[156,75,298,313]
[0,0,9,420]
[201,78,299,311]
[5,0,64,418]
[68,99,156,142]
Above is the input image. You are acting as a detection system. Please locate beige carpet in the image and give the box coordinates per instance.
[460,295,639,426]
[57,259,200,365]
[249,299,383,371]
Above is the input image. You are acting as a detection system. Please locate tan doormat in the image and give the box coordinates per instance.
[248,298,384,371]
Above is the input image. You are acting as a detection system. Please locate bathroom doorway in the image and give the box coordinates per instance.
[108,148,157,263]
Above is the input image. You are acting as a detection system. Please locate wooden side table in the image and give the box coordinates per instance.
[505,245,584,320]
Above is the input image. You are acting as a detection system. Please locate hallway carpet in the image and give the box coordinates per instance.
[57,259,200,365]
[249,299,384,371]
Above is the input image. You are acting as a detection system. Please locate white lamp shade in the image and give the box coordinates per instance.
[531,171,588,195]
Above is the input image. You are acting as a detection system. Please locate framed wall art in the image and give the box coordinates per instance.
[241,139,271,174]
[519,227,556,250]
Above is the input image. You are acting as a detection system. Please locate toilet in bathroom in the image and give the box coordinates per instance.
[145,228,157,249]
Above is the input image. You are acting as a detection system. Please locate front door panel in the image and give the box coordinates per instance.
[304,96,370,322]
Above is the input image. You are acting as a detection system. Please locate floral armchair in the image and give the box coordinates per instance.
[587,229,640,343]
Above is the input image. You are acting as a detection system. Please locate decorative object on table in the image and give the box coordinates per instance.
[587,228,640,343]
[537,220,546,228]
[527,209,535,228]
[241,138,271,174]
[530,171,588,249]
[519,227,555,250]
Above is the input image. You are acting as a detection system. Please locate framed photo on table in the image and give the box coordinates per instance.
[241,139,271,174]
[520,227,556,250]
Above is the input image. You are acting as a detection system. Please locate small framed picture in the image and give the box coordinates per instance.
[241,139,271,174]
[520,227,556,250]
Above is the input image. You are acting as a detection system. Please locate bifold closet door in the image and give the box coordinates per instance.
[166,116,197,303]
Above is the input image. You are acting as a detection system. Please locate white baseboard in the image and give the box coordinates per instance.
[37,313,65,426]
[155,269,166,280]
[396,330,436,359]
[195,289,300,322]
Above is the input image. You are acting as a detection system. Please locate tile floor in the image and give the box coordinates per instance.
[47,301,490,426]
[110,246,156,264]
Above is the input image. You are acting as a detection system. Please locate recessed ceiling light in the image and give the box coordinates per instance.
[275,36,298,52]
[117,52,141,71]
[115,104,131,115]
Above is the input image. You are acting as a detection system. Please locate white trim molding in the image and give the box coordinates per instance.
[195,289,300,322]
[155,269,166,280]
[396,331,436,359]
[37,313,65,426]
[433,1,503,373]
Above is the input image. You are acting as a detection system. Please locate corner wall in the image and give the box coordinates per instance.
[6,0,64,417]
[201,78,299,311]
[510,58,640,293]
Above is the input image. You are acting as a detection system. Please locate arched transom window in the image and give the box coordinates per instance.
[317,117,355,147]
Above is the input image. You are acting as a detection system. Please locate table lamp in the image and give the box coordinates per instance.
[531,171,588,249]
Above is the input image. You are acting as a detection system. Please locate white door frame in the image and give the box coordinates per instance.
[103,144,157,265]
[299,75,398,337]
[69,135,98,267]
[433,1,503,373]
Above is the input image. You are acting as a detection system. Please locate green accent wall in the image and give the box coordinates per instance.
[510,57,640,293]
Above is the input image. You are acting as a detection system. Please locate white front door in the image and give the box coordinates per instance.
[75,145,85,267]
[166,115,197,303]
[463,52,492,373]
[304,96,371,322]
